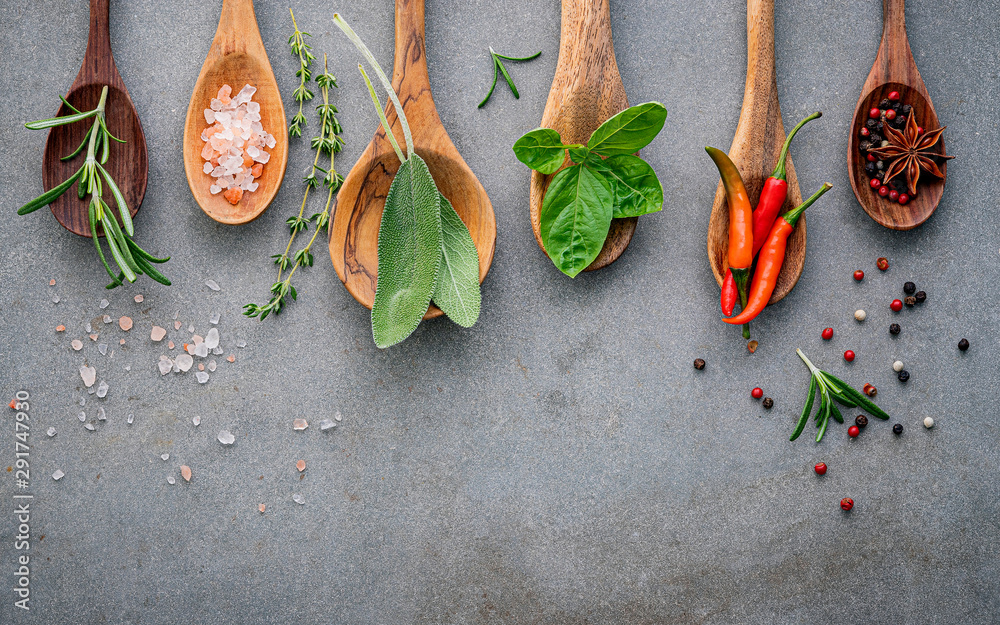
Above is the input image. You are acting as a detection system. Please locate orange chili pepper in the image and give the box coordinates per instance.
[707,146,753,338]
[724,183,832,326]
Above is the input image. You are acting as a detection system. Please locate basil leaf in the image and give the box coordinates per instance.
[540,163,613,278]
[567,146,590,164]
[512,128,567,174]
[371,154,443,348]
[586,102,667,156]
[432,194,481,327]
[586,154,663,218]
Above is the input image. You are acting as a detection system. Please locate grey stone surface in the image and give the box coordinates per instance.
[1,0,999,623]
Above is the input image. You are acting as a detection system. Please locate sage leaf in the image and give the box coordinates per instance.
[539,163,613,278]
[371,154,443,348]
[587,154,663,218]
[432,194,481,327]
[512,128,566,175]
[586,102,667,156]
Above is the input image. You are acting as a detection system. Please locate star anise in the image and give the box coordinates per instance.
[870,110,953,196]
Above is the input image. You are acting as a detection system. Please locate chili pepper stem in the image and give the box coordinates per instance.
[731,267,751,339]
[785,183,832,228]
[771,112,821,180]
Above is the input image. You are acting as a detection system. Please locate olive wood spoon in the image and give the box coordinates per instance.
[529,0,635,272]
[847,0,946,230]
[183,0,287,225]
[42,0,147,237]
[707,0,804,304]
[329,0,496,319]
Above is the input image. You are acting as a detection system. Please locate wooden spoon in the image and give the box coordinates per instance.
[529,0,635,272]
[42,0,147,238]
[329,0,496,319]
[848,0,946,230]
[183,0,287,225]
[706,0,805,304]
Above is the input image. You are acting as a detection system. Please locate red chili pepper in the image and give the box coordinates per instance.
[724,183,832,325]
[719,112,821,316]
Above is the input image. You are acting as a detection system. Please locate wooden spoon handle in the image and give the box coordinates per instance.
[869,0,922,90]
[78,0,122,88]
[556,0,614,80]
[212,0,263,57]
[744,0,776,111]
[392,0,430,93]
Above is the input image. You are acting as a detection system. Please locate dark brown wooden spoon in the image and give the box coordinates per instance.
[848,0,947,230]
[42,0,147,237]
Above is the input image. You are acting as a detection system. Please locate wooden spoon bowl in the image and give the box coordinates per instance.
[329,0,496,320]
[847,0,946,230]
[529,0,635,272]
[183,0,287,225]
[42,0,147,237]
[707,0,804,304]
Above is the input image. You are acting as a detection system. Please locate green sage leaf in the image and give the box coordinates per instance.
[432,194,481,328]
[586,102,667,156]
[539,163,613,278]
[371,154,443,348]
[587,154,663,218]
[512,128,567,175]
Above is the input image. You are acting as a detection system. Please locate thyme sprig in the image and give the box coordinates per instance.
[790,349,891,442]
[243,53,343,320]
[17,86,170,289]
[287,9,315,137]
[478,47,541,108]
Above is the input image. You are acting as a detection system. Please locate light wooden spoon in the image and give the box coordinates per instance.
[707,0,805,304]
[329,0,496,320]
[529,0,635,272]
[847,0,947,230]
[183,0,287,225]
[43,0,147,237]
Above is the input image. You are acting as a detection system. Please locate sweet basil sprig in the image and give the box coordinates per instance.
[513,102,667,277]
[478,47,540,108]
[17,85,170,288]
[791,349,891,442]
[335,14,481,349]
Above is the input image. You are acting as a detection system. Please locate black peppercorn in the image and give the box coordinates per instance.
[915,291,926,303]
[875,121,884,133]
[958,338,969,351]
[901,104,912,115]
[879,98,891,108]
[898,370,910,382]
[693,358,706,370]
[903,281,916,294]
[859,140,873,152]
[893,423,904,435]
[891,102,902,113]
[904,296,916,307]
[870,132,883,144]
[889,323,901,335]
[866,118,878,130]
[865,162,877,176]
[855,415,869,428]
[762,397,773,410]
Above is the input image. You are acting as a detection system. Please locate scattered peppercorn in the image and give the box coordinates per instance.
[890,299,903,312]
[897,370,910,382]
[747,340,758,354]
[923,416,935,429]
[855,415,868,428]
[893,423,903,435]
[863,383,877,397]
[958,338,969,351]
[904,296,916,307]
[889,323,901,335]
[877,257,889,271]
[840,498,854,511]
[854,309,867,322]
[848,425,860,438]
[751,387,763,399]
[822,327,834,340]
[914,291,926,303]
[892,360,904,372]
[903,281,916,294]
[844,350,856,362]
[853,270,865,281]
[693,358,706,370]
[814,462,827,475]
[762,397,773,410]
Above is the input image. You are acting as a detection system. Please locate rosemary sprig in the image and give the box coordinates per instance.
[478,47,541,108]
[17,85,170,289]
[243,53,343,320]
[287,9,315,137]
[791,349,891,442]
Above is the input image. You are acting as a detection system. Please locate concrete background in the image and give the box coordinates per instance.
[1,0,999,623]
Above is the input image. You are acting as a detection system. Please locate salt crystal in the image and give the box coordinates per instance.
[88,387,95,395]
[134,295,143,303]
[292,494,305,505]
[173,311,179,319]
[79,398,86,407]
[320,419,336,430]
[47,427,56,437]
[247,101,260,114]
[127,414,134,424]
[247,181,259,193]
[296,460,306,472]
[237,340,246,348]
[195,371,209,384]
[96,380,108,398]
[151,326,166,341]
[206,279,221,291]
[218,430,235,445]
[52,470,65,481]
[161,453,169,461]
[210,184,222,195]
[246,145,259,158]
[235,84,256,104]
[119,316,133,331]
[168,341,175,349]
[210,97,223,111]
[204,109,215,124]
[80,365,97,387]
[203,162,213,174]
[158,359,173,375]
[49,278,56,286]
[71,339,83,351]
[124,365,130,372]
[167,476,175,485]
[89,333,99,341]
[56,325,65,332]
[335,411,342,422]
[77,411,86,422]
[175,354,194,372]
[195,343,209,358]
[174,321,182,330]
[52,295,60,304]
[265,134,276,149]
[227,354,235,363]
[97,407,106,421]
[86,322,93,332]
[103,315,112,324]
[212,346,224,355]
[192,416,201,426]
[293,419,308,431]
[205,328,220,349]
[188,324,195,333]
[208,360,217,372]
[98,343,108,355]
[181,465,192,482]
[84,423,96,431]
[258,503,266,513]
[210,311,220,325]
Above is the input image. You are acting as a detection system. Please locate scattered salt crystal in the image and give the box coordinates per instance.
[173,310,179,320]
[88,387,95,395]
[265,134,276,149]
[195,371,209,384]
[204,109,215,124]
[174,321,182,330]
[192,416,201,426]
[47,427,56,437]
[198,363,204,371]
[98,343,108,355]
[86,322,93,332]
[124,365,130,372]
[89,333,99,341]
[119,316,133,331]
[227,354,235,363]
[79,397,86,407]
[205,328,220,349]
[167,476,176,485]
[206,279,221,291]
[188,323,195,333]
[237,340,246,348]
[293,419,308,431]
[100,299,109,309]
[175,354,194,372]
[84,423,96,431]
[119,338,125,345]
[96,380,108,398]
[195,343,209,358]
[52,470,64,481]
[127,414,134,425]
[161,453,169,461]
[210,184,222,195]
[210,311,220,325]
[292,494,305,505]
[71,339,83,351]
[218,430,235,445]
[235,84,256,103]
[77,411,86,422]
[181,465,192,482]
[158,359,173,375]
[212,346,224,355]
[258,503,266,513]
[320,419,336,431]
[296,460,306,472]
[103,315,112,324]
[151,326,166,341]
[335,411,342,422]
[208,360,217,372]
[56,325,65,332]
[168,341,175,349]
[80,365,97,387]
[49,278,56,286]
[134,295,144,303]
[52,295,60,304]
[97,407,106,421]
